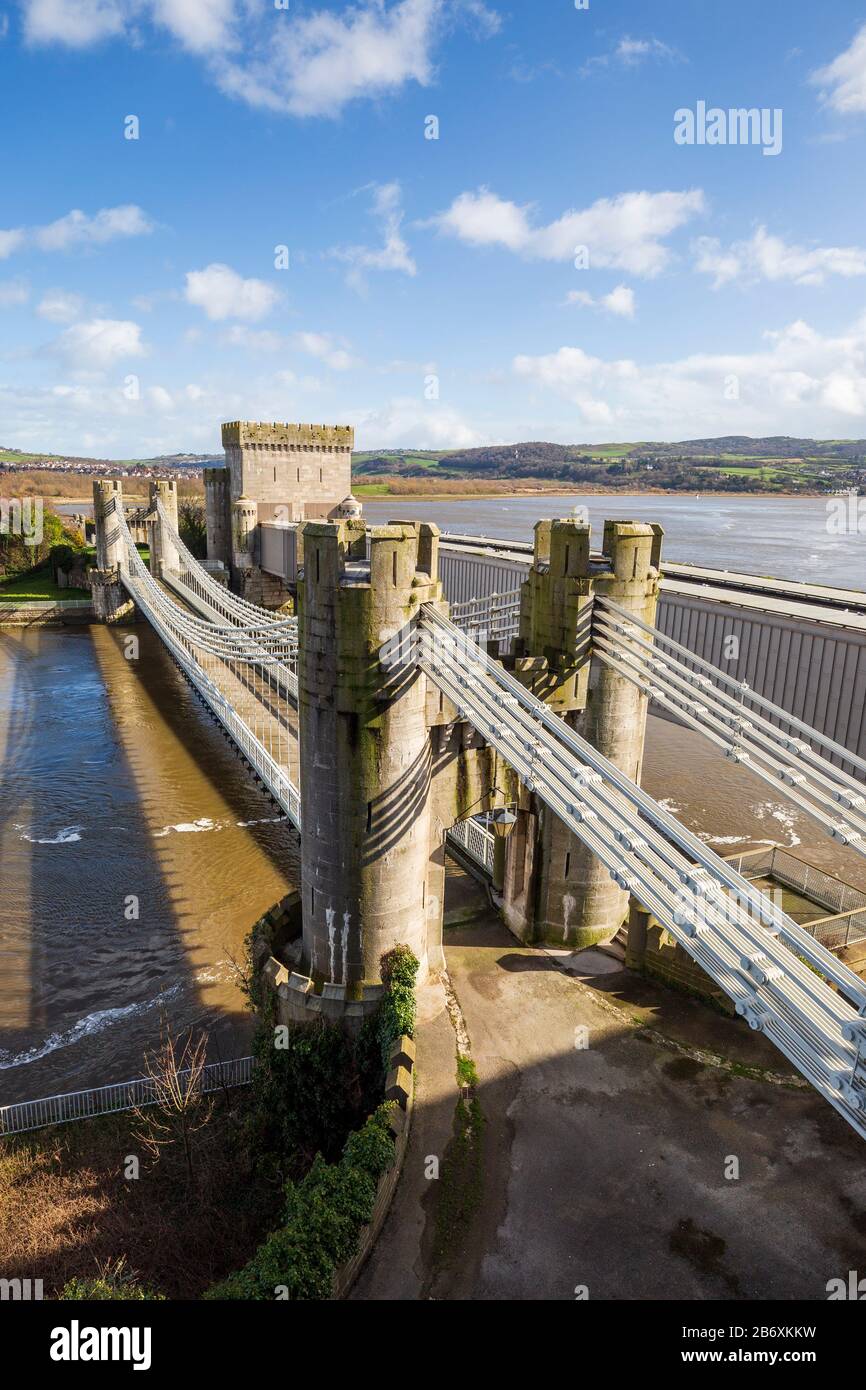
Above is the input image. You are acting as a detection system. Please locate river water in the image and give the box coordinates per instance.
[0,623,298,1105]
[363,493,864,589]
[1,495,864,1105]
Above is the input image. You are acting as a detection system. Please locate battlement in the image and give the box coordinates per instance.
[221,421,354,451]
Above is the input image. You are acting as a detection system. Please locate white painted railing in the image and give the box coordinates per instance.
[0,1056,255,1136]
[447,814,496,875]
[450,587,521,651]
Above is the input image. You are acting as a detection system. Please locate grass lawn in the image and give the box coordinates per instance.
[0,571,90,601]
[0,545,146,601]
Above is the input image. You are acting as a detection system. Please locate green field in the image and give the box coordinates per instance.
[578,444,639,459]
[0,571,90,601]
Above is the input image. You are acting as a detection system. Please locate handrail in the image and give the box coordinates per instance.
[0,1056,255,1135]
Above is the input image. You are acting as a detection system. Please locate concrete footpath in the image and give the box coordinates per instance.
[355,869,866,1301]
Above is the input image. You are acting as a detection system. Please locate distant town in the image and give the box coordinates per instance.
[1,435,864,497]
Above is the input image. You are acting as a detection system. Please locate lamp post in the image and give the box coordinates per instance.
[489,806,517,891]
[490,807,517,838]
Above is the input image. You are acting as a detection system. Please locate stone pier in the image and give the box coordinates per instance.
[280,517,515,1025]
[148,479,180,580]
[90,479,133,623]
[501,518,662,949]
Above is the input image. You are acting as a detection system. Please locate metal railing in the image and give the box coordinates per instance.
[447,813,496,875]
[0,1056,255,1137]
[450,587,522,652]
[727,846,866,951]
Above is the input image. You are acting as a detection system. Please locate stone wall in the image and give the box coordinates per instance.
[332,1036,415,1299]
[221,420,353,519]
[235,566,294,611]
[625,902,735,1014]
[204,466,231,569]
[0,599,93,626]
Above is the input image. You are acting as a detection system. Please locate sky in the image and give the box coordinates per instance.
[3,0,866,456]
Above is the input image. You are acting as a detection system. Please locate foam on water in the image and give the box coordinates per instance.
[0,985,182,1071]
[16,824,83,845]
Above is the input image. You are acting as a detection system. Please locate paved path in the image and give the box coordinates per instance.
[357,870,866,1301]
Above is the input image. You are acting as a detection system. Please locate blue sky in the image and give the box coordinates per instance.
[3,0,866,456]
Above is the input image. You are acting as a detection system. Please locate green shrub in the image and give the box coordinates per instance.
[376,945,419,1069]
[205,1105,396,1301]
[59,1257,165,1301]
[209,944,419,1301]
[250,1017,361,1172]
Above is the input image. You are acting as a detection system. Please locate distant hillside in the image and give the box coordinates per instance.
[2,436,864,497]
[353,436,866,495]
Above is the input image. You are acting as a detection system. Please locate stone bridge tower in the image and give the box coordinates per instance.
[500,518,663,949]
[282,518,517,1023]
[204,420,355,608]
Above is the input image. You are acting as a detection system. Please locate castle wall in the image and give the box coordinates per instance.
[204,466,231,569]
[221,421,353,520]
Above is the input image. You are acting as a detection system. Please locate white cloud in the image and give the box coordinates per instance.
[457,0,500,37]
[329,182,416,292]
[35,205,153,251]
[512,312,866,436]
[214,0,440,118]
[220,325,286,353]
[355,396,482,449]
[430,187,705,277]
[0,204,153,259]
[49,317,146,368]
[565,284,636,318]
[694,227,866,288]
[615,36,681,65]
[23,0,126,47]
[0,279,29,307]
[147,384,175,411]
[23,0,236,51]
[0,370,337,456]
[37,289,85,322]
[150,0,236,54]
[581,34,684,76]
[22,0,499,118]
[811,23,866,114]
[184,263,281,321]
[294,331,358,370]
[0,229,25,259]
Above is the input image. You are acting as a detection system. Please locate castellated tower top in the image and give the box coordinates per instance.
[219,419,355,521]
[221,421,354,451]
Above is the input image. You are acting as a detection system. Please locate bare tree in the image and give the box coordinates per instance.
[131,1025,214,1182]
